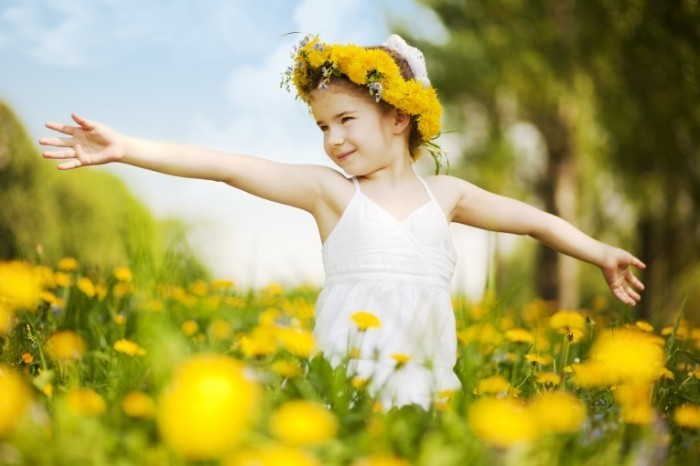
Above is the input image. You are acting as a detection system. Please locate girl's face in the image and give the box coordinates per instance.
[309,83,404,176]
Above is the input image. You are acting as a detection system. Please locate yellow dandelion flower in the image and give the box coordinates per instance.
[157,354,260,460]
[352,377,369,389]
[208,318,232,340]
[212,279,235,291]
[660,368,675,380]
[45,330,87,362]
[54,271,72,288]
[64,387,106,416]
[535,372,561,387]
[549,310,586,333]
[615,383,654,425]
[634,321,654,332]
[529,391,586,433]
[42,383,53,398]
[351,311,381,331]
[57,257,79,272]
[0,365,32,436]
[113,314,126,325]
[474,375,510,396]
[224,444,321,466]
[350,454,412,466]
[20,352,33,364]
[181,320,198,337]
[113,282,133,298]
[113,339,147,356]
[0,304,15,336]
[468,397,537,448]
[390,353,412,367]
[239,326,278,358]
[259,308,281,327]
[113,266,133,283]
[505,328,535,344]
[457,323,502,346]
[673,404,700,429]
[0,261,44,311]
[272,360,302,378]
[276,328,316,358]
[121,391,155,419]
[525,353,552,366]
[77,276,96,298]
[269,400,338,446]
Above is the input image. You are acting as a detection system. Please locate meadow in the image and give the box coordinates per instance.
[0,258,698,466]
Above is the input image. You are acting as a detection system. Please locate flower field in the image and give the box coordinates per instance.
[1,258,699,465]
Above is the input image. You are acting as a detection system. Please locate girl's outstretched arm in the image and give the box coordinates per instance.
[40,114,339,213]
[441,176,646,306]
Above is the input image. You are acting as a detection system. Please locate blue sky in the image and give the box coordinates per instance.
[1,0,489,295]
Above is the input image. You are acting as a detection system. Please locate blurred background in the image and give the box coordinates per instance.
[1,0,698,322]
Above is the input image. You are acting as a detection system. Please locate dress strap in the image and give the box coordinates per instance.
[415,175,437,203]
[351,176,361,191]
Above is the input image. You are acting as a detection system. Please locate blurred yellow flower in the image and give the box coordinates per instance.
[45,330,87,362]
[212,279,235,291]
[549,310,586,333]
[188,279,208,297]
[473,375,510,396]
[225,444,320,466]
[351,311,382,331]
[350,455,412,466]
[468,397,537,448]
[0,304,15,336]
[20,352,33,364]
[54,271,72,288]
[0,261,44,311]
[121,391,155,419]
[57,257,79,271]
[181,320,199,337]
[457,323,502,346]
[113,339,147,356]
[239,326,278,357]
[534,372,560,387]
[157,354,260,460]
[352,377,369,389]
[77,277,96,298]
[208,318,233,340]
[276,328,316,358]
[113,314,126,325]
[113,282,133,298]
[64,387,106,416]
[615,383,654,425]
[673,404,700,429]
[504,328,534,344]
[113,266,133,283]
[525,354,552,366]
[0,365,32,436]
[529,391,586,433]
[269,400,338,446]
[390,353,411,367]
[272,360,302,378]
[575,328,664,387]
[634,321,654,332]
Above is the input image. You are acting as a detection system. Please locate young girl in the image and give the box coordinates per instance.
[40,34,645,410]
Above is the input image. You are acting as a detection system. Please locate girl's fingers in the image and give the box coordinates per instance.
[71,113,96,130]
[43,149,76,159]
[39,137,74,148]
[45,121,76,135]
[628,272,645,290]
[58,159,83,170]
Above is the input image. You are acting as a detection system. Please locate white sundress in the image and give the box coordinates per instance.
[313,175,462,410]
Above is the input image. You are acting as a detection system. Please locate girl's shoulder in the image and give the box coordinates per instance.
[422,174,468,217]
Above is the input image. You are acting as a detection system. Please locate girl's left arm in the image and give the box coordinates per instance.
[442,176,646,306]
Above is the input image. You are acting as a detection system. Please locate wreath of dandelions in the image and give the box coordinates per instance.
[281,34,448,173]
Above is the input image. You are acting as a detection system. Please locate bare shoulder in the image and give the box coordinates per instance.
[423,174,473,220]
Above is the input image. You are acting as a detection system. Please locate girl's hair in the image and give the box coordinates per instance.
[303,46,423,160]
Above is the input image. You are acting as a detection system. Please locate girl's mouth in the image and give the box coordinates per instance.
[337,150,355,161]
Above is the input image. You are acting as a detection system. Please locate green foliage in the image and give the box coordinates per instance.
[0,101,207,285]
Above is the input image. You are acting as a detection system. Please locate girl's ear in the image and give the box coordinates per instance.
[393,110,411,135]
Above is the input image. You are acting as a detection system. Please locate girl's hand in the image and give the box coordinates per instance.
[40,114,125,169]
[600,248,646,306]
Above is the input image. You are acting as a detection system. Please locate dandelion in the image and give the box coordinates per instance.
[208,318,232,340]
[352,377,369,389]
[224,444,320,466]
[57,257,79,271]
[113,266,133,283]
[525,353,552,366]
[468,397,537,448]
[351,455,412,466]
[272,360,302,378]
[0,261,44,311]
[535,372,560,387]
[351,311,381,331]
[276,328,316,358]
[673,404,700,429]
[0,304,15,336]
[269,400,338,446]
[549,310,586,333]
[239,327,278,357]
[390,353,411,368]
[0,365,32,436]
[181,320,198,337]
[113,339,147,356]
[45,330,87,362]
[504,328,535,344]
[634,321,654,332]
[473,375,510,396]
[77,276,96,298]
[20,353,33,365]
[121,391,155,419]
[64,387,106,416]
[529,391,586,433]
[615,383,655,425]
[157,354,260,460]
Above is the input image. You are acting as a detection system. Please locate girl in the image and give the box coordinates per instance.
[40,34,645,410]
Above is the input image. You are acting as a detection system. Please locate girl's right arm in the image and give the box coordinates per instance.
[40,113,339,213]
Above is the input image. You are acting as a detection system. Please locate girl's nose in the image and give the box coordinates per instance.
[327,126,345,146]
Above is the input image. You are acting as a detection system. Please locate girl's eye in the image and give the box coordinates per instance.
[341,117,353,123]
[319,125,328,132]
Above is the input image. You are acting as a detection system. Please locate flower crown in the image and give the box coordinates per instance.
[281,34,445,165]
